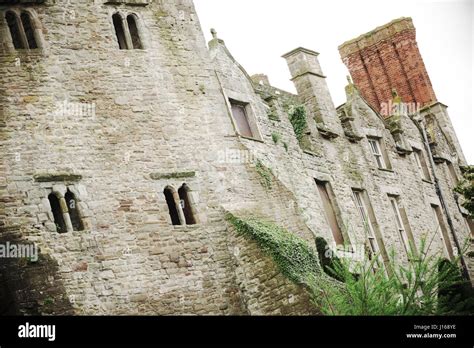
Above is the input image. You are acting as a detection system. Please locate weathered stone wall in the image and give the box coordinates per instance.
[0,1,472,316]
[0,0,324,315]
[209,29,472,281]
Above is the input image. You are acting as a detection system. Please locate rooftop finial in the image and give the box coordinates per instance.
[211,28,218,40]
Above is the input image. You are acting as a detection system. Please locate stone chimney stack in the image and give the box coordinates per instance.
[251,74,270,86]
[338,17,437,115]
[283,47,342,138]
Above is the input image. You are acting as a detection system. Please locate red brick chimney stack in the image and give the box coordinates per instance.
[339,17,437,116]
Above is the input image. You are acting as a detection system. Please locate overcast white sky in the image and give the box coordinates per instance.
[194,0,473,163]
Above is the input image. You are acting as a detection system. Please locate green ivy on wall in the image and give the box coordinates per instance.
[288,105,308,143]
[255,160,273,190]
[226,213,338,291]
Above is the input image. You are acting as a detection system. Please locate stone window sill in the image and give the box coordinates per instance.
[239,135,264,143]
[173,225,201,231]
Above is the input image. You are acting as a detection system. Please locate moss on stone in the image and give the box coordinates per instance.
[255,160,273,190]
[150,171,196,180]
[34,174,82,183]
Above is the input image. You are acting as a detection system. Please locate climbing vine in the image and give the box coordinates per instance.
[226,214,336,292]
[288,105,308,143]
[226,214,473,315]
[255,160,273,190]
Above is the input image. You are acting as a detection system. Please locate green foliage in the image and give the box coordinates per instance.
[268,111,280,121]
[255,160,273,190]
[283,141,289,152]
[314,237,344,282]
[226,214,336,292]
[455,165,474,218]
[315,239,474,315]
[271,132,281,144]
[43,297,55,306]
[288,105,308,143]
[227,214,473,315]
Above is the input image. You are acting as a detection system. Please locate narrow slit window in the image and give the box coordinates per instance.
[164,187,181,225]
[65,190,84,231]
[20,12,37,49]
[48,193,67,233]
[127,15,142,49]
[178,184,196,225]
[5,11,25,49]
[112,13,127,50]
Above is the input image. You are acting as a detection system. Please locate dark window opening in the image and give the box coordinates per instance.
[20,12,37,49]
[48,193,67,233]
[164,187,181,225]
[6,11,24,49]
[230,100,254,138]
[112,13,127,50]
[178,184,196,225]
[65,190,84,231]
[127,15,142,49]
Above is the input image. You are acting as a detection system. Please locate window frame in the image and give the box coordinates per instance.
[352,190,377,252]
[413,148,431,181]
[368,137,389,170]
[431,204,454,260]
[46,187,85,234]
[4,9,42,51]
[389,196,411,256]
[446,161,459,187]
[164,184,198,227]
[315,179,345,247]
[229,99,255,139]
[112,12,144,50]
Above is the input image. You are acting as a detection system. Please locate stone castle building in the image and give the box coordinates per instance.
[0,0,472,315]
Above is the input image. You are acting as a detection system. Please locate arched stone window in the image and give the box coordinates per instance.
[5,11,24,49]
[164,186,181,225]
[112,13,127,50]
[20,12,38,49]
[5,10,41,50]
[178,184,196,225]
[48,193,67,233]
[65,189,84,231]
[127,14,142,49]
